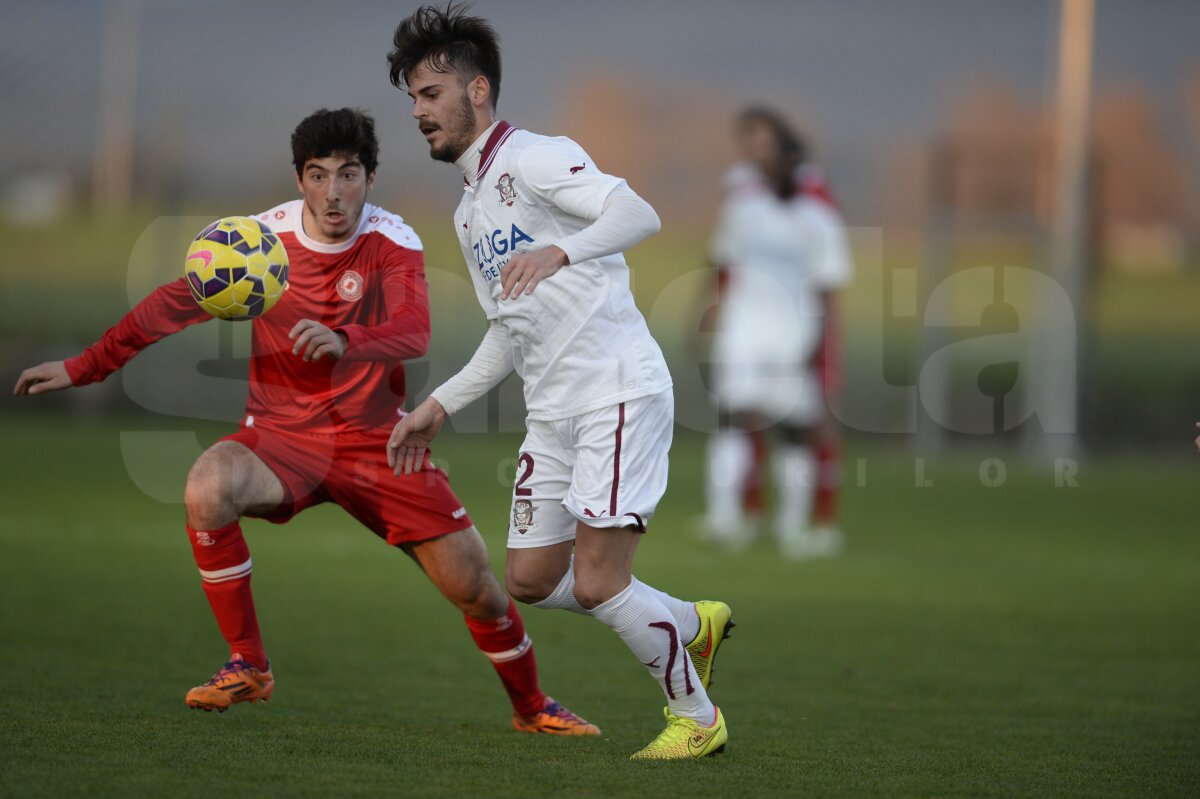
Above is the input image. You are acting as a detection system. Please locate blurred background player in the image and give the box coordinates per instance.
[12,107,595,735]
[700,106,853,559]
[385,5,732,760]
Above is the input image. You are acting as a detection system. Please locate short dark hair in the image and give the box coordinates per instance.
[387,3,502,109]
[736,106,809,168]
[290,108,379,175]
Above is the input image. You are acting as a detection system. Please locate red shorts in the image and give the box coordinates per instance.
[221,424,472,546]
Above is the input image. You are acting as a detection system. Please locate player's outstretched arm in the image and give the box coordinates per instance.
[387,397,447,476]
[59,278,212,388]
[13,361,72,396]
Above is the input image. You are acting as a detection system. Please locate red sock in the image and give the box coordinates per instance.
[187,522,267,670]
[813,434,841,525]
[464,599,546,717]
[741,428,769,516]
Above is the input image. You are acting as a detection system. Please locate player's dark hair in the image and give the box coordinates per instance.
[737,106,809,198]
[387,3,502,109]
[291,108,380,175]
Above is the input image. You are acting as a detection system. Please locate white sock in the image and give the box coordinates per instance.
[591,581,715,724]
[633,578,699,642]
[530,555,590,615]
[528,561,698,639]
[706,430,752,530]
[774,444,815,534]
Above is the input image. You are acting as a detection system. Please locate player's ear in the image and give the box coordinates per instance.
[468,75,490,109]
[366,171,376,192]
[294,170,305,194]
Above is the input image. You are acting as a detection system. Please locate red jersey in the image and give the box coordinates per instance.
[65,201,431,435]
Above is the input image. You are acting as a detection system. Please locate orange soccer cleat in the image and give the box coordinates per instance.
[512,697,601,736]
[185,653,275,712]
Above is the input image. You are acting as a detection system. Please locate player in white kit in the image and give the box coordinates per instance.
[703,107,853,558]
[384,5,732,760]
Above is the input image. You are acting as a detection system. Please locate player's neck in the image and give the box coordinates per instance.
[455,118,506,186]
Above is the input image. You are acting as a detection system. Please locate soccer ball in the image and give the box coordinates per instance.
[184,216,288,320]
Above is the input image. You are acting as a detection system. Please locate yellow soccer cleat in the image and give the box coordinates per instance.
[630,706,728,760]
[185,653,274,712]
[686,601,735,690]
[512,697,601,736]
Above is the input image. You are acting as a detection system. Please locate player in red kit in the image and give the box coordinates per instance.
[12,108,596,735]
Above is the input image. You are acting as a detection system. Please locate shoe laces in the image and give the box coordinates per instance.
[540,699,579,721]
[646,708,696,745]
[205,655,257,685]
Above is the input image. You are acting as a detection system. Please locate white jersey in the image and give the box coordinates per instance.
[710,162,852,366]
[452,121,672,421]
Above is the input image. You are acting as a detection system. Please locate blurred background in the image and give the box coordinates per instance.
[3,0,1198,453]
[2,3,1198,794]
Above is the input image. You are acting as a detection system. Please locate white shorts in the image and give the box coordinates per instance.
[712,359,823,427]
[507,389,673,549]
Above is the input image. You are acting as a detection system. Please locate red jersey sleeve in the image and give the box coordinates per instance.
[65,278,211,386]
[334,246,431,362]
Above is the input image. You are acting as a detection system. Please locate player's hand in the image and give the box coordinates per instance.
[13,361,72,396]
[289,319,346,363]
[499,246,569,300]
[387,397,448,476]
[1194,422,1200,452]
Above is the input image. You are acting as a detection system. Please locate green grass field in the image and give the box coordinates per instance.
[0,413,1197,797]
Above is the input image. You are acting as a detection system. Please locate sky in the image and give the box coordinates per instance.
[2,0,1197,222]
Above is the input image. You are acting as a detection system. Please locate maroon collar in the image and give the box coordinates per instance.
[476,120,517,183]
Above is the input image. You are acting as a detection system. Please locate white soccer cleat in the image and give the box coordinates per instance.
[777,525,845,560]
[694,516,758,552]
[810,525,846,556]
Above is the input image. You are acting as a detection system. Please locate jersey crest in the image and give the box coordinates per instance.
[336,270,364,302]
[496,173,518,206]
[512,499,536,534]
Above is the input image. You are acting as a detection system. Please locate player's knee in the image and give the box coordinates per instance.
[184,446,240,528]
[505,571,555,605]
[571,575,619,611]
[456,570,509,618]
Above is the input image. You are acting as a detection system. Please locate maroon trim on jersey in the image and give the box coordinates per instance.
[610,402,626,517]
[477,121,517,183]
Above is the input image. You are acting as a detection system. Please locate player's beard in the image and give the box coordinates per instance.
[429,94,478,163]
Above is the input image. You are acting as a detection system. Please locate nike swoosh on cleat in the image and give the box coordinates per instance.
[698,632,713,659]
[687,731,717,756]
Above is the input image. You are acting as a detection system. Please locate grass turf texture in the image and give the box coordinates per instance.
[0,414,1196,798]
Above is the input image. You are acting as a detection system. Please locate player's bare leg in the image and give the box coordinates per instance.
[402,525,511,619]
[505,540,575,608]
[405,527,598,735]
[185,441,286,529]
[182,441,285,711]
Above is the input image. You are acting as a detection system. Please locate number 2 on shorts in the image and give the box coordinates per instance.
[514,452,535,497]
